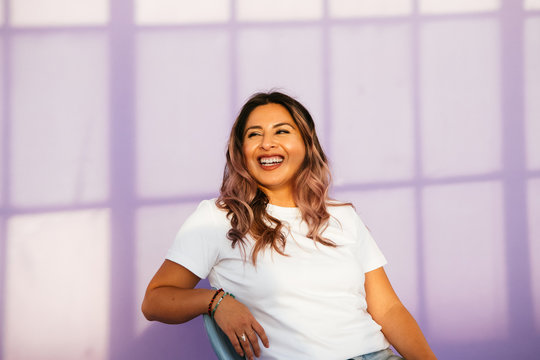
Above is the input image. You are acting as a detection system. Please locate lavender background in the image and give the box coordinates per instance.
[1,0,540,359]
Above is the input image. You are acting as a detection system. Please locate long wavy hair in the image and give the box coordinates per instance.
[217,91,342,264]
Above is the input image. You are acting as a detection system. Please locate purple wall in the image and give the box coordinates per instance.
[1,1,539,359]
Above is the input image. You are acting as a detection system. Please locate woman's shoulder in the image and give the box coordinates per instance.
[196,198,220,212]
[325,200,357,230]
[326,200,370,232]
[326,200,356,218]
[184,198,230,227]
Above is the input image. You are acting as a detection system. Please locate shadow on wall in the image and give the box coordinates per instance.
[431,338,540,360]
[123,318,215,360]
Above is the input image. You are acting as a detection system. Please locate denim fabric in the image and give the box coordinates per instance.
[348,348,403,360]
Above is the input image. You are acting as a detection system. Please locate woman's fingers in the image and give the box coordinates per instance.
[237,331,255,360]
[236,324,268,359]
[225,330,245,358]
[225,327,263,359]
[245,329,261,357]
[251,321,269,348]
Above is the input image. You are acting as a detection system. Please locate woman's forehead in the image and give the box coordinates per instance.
[245,103,296,128]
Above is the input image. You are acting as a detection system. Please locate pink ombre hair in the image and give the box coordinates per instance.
[216,91,347,264]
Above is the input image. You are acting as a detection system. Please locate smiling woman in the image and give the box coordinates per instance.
[141,91,436,360]
[219,93,336,265]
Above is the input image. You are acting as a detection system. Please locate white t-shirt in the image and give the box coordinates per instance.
[166,199,390,360]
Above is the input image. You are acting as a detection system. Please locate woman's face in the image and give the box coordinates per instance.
[242,103,306,203]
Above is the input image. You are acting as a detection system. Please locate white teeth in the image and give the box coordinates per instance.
[259,156,283,165]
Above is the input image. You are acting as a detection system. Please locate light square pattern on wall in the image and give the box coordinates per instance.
[135,202,199,336]
[528,179,540,333]
[136,30,230,198]
[420,19,501,178]
[3,209,110,360]
[330,24,414,184]
[10,33,109,207]
[422,181,508,342]
[525,18,540,171]
[329,0,412,18]
[236,27,325,142]
[0,38,3,207]
[0,216,3,261]
[0,215,2,268]
[236,0,322,21]
[419,0,500,14]
[525,0,540,10]
[135,0,230,25]
[11,0,108,26]
[335,188,419,317]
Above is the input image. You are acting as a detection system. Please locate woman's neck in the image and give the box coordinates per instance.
[260,186,296,207]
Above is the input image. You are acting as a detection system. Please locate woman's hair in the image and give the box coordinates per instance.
[217,91,341,264]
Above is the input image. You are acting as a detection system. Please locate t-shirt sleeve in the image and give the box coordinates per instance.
[353,209,387,273]
[166,200,222,279]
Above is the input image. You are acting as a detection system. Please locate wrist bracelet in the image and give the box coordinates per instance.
[207,289,223,316]
[211,292,235,318]
[211,292,227,318]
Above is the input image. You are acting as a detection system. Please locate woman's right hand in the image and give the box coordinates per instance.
[142,261,269,359]
[213,295,269,360]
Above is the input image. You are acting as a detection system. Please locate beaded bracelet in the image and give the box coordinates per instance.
[207,288,223,316]
[211,292,236,318]
[211,292,227,318]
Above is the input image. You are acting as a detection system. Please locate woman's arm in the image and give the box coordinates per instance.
[141,259,212,323]
[365,267,436,360]
[141,260,269,359]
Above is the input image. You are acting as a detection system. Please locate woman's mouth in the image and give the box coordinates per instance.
[258,156,284,170]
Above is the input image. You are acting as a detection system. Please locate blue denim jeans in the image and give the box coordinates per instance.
[348,348,404,360]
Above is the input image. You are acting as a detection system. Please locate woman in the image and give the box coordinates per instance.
[142,92,436,360]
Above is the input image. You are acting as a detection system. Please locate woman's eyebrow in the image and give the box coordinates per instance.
[244,122,294,134]
[273,122,294,129]
[244,125,262,135]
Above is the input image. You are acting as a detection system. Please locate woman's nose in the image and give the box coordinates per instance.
[260,133,276,150]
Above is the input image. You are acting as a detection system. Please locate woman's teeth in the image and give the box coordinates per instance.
[259,157,283,165]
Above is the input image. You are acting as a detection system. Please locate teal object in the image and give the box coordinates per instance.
[203,314,246,360]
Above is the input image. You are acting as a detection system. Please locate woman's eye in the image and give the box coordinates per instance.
[276,129,290,134]
[247,132,260,138]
